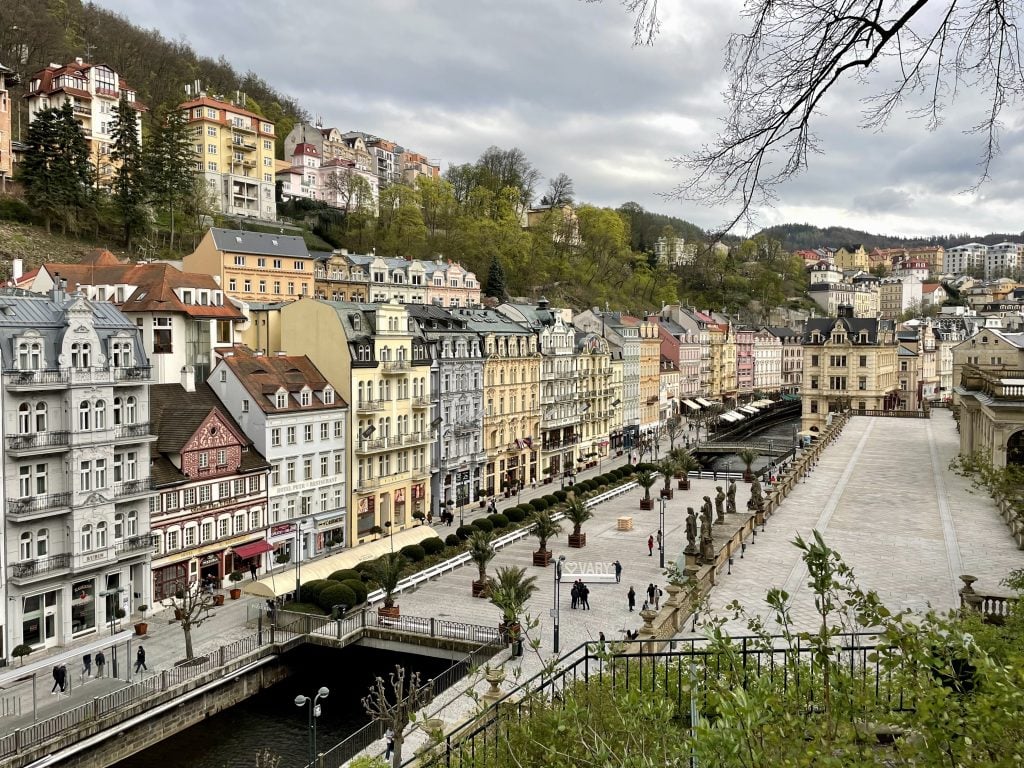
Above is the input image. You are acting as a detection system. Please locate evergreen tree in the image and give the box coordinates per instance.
[485,257,507,299]
[145,108,198,250]
[21,103,93,235]
[110,95,147,250]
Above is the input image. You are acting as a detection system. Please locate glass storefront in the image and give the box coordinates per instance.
[70,579,96,635]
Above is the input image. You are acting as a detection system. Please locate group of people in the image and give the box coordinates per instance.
[625,583,663,612]
[569,580,591,610]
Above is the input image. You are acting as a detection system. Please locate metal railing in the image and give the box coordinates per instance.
[115,422,152,439]
[114,534,159,556]
[113,478,154,498]
[5,492,72,516]
[8,553,72,580]
[5,431,71,451]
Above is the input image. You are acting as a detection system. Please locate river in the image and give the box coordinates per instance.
[112,644,455,768]
[702,415,802,474]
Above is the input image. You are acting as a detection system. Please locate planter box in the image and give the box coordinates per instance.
[134,622,148,636]
[472,579,489,598]
[568,532,586,548]
[677,479,690,490]
[660,489,674,499]
[533,549,552,567]
[229,588,241,600]
[213,594,225,606]
[378,605,400,619]
[640,498,654,510]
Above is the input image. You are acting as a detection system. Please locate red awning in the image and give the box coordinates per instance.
[233,540,274,560]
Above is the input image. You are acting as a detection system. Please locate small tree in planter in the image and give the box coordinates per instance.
[636,469,656,510]
[275,550,291,565]
[738,447,760,482]
[658,457,677,499]
[12,644,32,666]
[529,510,562,566]
[371,552,406,619]
[467,531,496,598]
[362,664,434,768]
[565,495,593,548]
[673,450,700,490]
[134,605,149,636]
[488,565,538,653]
[368,525,385,540]
[228,570,244,599]
[412,510,426,525]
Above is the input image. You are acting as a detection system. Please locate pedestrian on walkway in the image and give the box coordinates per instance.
[580,584,590,610]
[656,529,663,550]
[627,586,636,612]
[647,535,654,557]
[598,631,606,653]
[135,646,147,674]
[249,561,258,580]
[654,585,662,610]
[647,583,656,606]
[95,651,106,678]
[385,727,395,760]
[82,653,92,679]
[613,560,622,583]
[58,664,67,692]
[51,665,61,693]
[570,581,580,609]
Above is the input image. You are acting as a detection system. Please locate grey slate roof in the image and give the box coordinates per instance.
[802,317,885,345]
[210,228,310,258]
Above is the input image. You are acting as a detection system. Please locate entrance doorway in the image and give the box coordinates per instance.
[22,590,58,648]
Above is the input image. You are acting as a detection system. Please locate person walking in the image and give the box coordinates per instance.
[95,651,106,678]
[647,583,656,606]
[51,665,61,694]
[249,561,258,580]
[627,586,636,612]
[598,631,606,653]
[653,585,662,610]
[647,535,654,557]
[656,529,663,551]
[135,645,147,674]
[613,560,622,583]
[580,584,591,611]
[82,653,92,679]
[385,727,395,760]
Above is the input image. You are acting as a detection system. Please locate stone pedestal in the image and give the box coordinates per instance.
[481,667,506,706]
[664,583,682,607]
[638,608,658,638]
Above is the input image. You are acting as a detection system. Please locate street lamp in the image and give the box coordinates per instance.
[99,587,125,636]
[295,686,330,767]
[658,497,666,568]
[553,555,566,654]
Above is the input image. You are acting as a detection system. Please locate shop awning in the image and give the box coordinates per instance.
[682,399,701,410]
[233,540,274,560]
[726,410,745,421]
[740,406,759,415]
[696,397,714,407]
[719,412,738,422]
[241,526,442,599]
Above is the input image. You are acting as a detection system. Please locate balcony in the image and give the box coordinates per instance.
[355,437,388,454]
[959,364,1024,401]
[115,534,159,557]
[403,431,431,445]
[116,422,155,440]
[73,104,91,117]
[113,366,152,384]
[230,121,256,134]
[381,360,410,374]
[412,397,431,409]
[8,554,72,584]
[113,478,154,499]
[231,139,257,151]
[6,431,71,455]
[356,399,384,413]
[5,492,72,520]
[4,369,70,389]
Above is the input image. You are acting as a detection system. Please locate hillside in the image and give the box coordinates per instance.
[760,223,1024,252]
[0,221,133,282]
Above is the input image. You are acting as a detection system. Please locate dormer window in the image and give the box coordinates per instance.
[182,290,194,304]
[323,387,334,405]
[71,342,92,369]
[18,341,43,371]
[275,391,288,409]
[351,315,361,331]
[300,389,311,406]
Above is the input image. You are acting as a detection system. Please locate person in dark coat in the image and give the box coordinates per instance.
[95,651,106,678]
[613,560,622,583]
[627,586,636,612]
[580,584,590,610]
[51,665,61,693]
[570,581,580,609]
[135,646,147,673]
[647,583,657,605]
[249,561,258,580]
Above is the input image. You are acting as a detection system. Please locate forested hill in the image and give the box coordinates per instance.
[617,202,711,251]
[760,223,1024,252]
[0,1,307,151]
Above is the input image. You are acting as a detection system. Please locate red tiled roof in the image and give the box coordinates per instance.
[218,347,348,413]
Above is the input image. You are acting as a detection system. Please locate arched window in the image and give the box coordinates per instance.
[114,512,124,540]
[18,342,42,370]
[36,528,48,557]
[94,400,106,429]
[95,521,107,548]
[81,524,93,551]
[113,397,123,425]
[111,340,132,368]
[71,342,92,368]
[79,401,91,431]
[35,402,47,432]
[125,396,137,424]
[127,510,138,536]
[19,531,32,561]
[18,403,31,434]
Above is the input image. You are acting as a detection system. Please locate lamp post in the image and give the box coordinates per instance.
[553,555,566,654]
[99,587,125,636]
[658,498,666,568]
[295,686,330,767]
[294,523,303,601]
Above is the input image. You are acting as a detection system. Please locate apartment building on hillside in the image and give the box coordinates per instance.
[0,63,14,190]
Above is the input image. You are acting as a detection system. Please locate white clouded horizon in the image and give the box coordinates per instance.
[94,0,1023,240]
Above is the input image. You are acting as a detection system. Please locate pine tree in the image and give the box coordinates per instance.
[21,103,93,235]
[110,95,147,250]
[146,108,197,250]
[485,257,507,299]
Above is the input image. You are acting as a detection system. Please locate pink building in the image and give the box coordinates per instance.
[735,328,755,398]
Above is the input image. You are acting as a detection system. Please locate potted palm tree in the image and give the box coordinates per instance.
[565,495,593,548]
[636,469,656,510]
[372,552,406,619]
[134,605,149,636]
[738,447,760,483]
[529,510,562,566]
[468,530,496,598]
[674,451,700,490]
[489,565,538,654]
[658,457,676,499]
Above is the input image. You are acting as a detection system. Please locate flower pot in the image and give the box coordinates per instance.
[378,605,400,619]
[533,549,552,567]
[472,579,489,598]
[640,498,654,510]
[229,588,241,600]
[660,488,674,499]
[677,478,690,490]
[743,470,754,483]
[134,621,148,636]
[568,532,586,548]
[213,593,225,606]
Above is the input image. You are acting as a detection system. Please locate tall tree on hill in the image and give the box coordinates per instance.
[145,108,197,251]
[544,172,575,207]
[485,257,507,300]
[21,103,93,235]
[110,95,147,250]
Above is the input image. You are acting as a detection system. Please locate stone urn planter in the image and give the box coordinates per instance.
[664,583,682,607]
[533,549,552,567]
[482,665,506,706]
[639,608,659,635]
[568,532,586,548]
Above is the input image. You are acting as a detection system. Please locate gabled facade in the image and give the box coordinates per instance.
[752,328,784,394]
[148,380,269,601]
[765,326,803,394]
[208,348,348,569]
[312,251,370,303]
[1,288,155,658]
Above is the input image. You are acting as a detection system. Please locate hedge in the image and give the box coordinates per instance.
[455,525,474,541]
[471,518,494,533]
[421,537,445,555]
[328,569,361,583]
[489,513,509,529]
[300,579,336,605]
[317,583,357,613]
[342,579,368,604]
[505,507,525,523]
[400,544,426,562]
[530,499,548,512]
[445,533,461,547]
[553,490,568,503]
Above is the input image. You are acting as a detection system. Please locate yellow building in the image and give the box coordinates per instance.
[276,298,433,545]
[575,332,614,469]
[834,244,869,272]
[708,322,737,403]
[467,310,541,494]
[800,311,899,431]
[313,251,370,302]
[185,228,315,304]
[635,316,662,430]
[180,94,277,220]
[608,350,625,452]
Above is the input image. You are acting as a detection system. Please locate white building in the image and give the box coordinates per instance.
[654,236,695,267]
[207,349,348,566]
[944,243,988,276]
[1,287,154,658]
[753,329,784,393]
[985,242,1024,280]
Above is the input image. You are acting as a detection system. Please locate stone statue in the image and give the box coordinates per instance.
[749,478,764,512]
[714,486,725,524]
[699,507,715,562]
[726,480,737,516]
[701,496,714,538]
[685,506,698,554]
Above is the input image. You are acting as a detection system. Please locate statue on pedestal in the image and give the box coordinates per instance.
[726,480,737,516]
[701,496,713,532]
[685,506,698,554]
[750,478,764,512]
[699,509,715,563]
[714,486,726,524]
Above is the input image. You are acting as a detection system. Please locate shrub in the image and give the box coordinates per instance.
[400,544,426,562]
[489,513,509,529]
[455,525,473,541]
[328,569,361,583]
[280,602,327,616]
[421,537,445,555]
[530,499,548,512]
[505,507,525,523]
[553,490,568,503]
[445,533,461,547]
[317,583,357,614]
[0,197,33,224]
[472,517,494,533]
[543,494,559,506]
[354,561,378,580]
[342,579,368,604]
[300,579,336,605]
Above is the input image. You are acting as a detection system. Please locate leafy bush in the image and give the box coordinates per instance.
[400,544,426,562]
[530,499,548,512]
[543,494,559,506]
[489,513,509,529]
[455,525,474,541]
[317,583,356,613]
[421,537,445,555]
[554,490,568,503]
[472,517,494,533]
[328,569,361,583]
[0,197,34,224]
[445,533,461,547]
[342,579,368,604]
[505,507,526,523]
[300,579,336,605]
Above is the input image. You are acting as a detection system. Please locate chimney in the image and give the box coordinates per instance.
[12,258,23,282]
[181,366,196,393]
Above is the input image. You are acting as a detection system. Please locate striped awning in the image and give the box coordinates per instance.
[682,399,701,410]
[695,397,714,407]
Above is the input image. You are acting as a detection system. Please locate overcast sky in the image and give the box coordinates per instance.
[96,0,1022,240]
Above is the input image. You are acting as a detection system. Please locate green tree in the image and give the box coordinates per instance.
[145,108,197,251]
[110,95,147,250]
[21,102,93,235]
[485,257,507,300]
[377,184,428,257]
